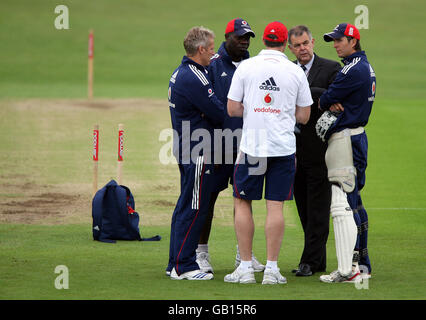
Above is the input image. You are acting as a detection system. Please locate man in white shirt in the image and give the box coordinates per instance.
[225,21,312,285]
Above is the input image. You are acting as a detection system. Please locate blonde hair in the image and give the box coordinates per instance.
[183,26,215,56]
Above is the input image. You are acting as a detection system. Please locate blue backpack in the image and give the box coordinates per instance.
[92,180,161,243]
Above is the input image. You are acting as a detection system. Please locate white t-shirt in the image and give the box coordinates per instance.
[228,49,313,157]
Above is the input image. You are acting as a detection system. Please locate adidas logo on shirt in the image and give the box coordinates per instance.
[259,77,280,91]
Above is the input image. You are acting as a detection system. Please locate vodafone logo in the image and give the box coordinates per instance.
[371,81,376,95]
[254,92,280,114]
[264,93,273,106]
[207,88,214,97]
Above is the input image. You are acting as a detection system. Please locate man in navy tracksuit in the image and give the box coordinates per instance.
[195,18,265,274]
[166,26,224,280]
[318,23,376,282]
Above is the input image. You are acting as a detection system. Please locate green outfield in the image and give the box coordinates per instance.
[0,0,425,301]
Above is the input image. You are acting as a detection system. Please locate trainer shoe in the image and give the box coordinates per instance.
[319,269,361,283]
[224,266,256,284]
[262,268,287,285]
[251,255,266,272]
[170,268,213,280]
[196,252,214,273]
[235,247,265,272]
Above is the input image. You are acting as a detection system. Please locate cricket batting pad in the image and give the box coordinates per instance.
[331,184,358,276]
[325,129,356,193]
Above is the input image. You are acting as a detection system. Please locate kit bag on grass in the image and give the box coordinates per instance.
[92,180,161,243]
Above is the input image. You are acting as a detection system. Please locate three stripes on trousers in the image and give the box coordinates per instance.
[192,156,204,210]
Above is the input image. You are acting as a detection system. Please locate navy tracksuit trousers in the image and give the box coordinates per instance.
[347,132,371,273]
[167,156,214,275]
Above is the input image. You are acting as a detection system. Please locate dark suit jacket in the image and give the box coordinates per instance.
[295,53,341,164]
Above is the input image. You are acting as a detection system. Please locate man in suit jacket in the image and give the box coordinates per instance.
[288,25,341,276]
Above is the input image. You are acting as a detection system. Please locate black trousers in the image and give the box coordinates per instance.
[294,160,331,272]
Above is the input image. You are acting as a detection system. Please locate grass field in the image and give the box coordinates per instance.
[1,0,425,99]
[0,98,425,301]
[0,0,425,302]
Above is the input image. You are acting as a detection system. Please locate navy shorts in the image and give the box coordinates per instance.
[233,152,296,201]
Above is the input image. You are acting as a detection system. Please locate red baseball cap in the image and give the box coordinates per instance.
[263,21,288,43]
[225,18,255,37]
[324,23,360,42]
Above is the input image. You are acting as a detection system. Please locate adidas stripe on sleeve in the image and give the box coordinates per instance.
[189,65,209,86]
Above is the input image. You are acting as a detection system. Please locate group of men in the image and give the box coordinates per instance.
[166,18,376,284]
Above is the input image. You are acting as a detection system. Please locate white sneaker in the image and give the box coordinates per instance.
[224,266,256,284]
[235,246,265,272]
[196,252,214,273]
[251,255,266,272]
[262,268,287,285]
[170,268,213,280]
[319,269,361,283]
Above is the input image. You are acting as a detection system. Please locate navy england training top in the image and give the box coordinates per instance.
[208,42,250,155]
[319,51,376,140]
[168,56,225,164]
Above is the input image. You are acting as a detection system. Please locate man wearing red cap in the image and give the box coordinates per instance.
[316,23,376,283]
[225,21,312,284]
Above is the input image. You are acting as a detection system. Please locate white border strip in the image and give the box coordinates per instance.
[367,208,425,211]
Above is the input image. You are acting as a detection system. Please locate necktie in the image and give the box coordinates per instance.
[301,64,307,72]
